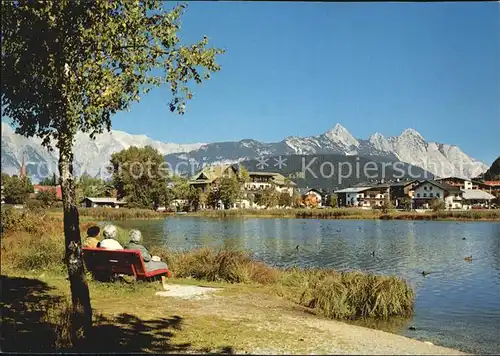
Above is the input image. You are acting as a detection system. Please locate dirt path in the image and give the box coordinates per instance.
[151,284,466,355]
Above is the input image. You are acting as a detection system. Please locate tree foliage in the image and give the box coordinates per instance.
[109,146,170,208]
[379,199,393,213]
[1,173,34,204]
[326,193,338,208]
[186,186,205,211]
[430,198,445,212]
[77,174,113,199]
[255,186,279,208]
[170,175,191,200]
[36,188,57,207]
[278,191,292,207]
[398,197,412,211]
[217,175,242,209]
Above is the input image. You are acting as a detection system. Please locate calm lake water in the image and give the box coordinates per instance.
[113,217,500,354]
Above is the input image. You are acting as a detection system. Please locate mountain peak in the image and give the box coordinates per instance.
[400,128,424,140]
[324,123,359,147]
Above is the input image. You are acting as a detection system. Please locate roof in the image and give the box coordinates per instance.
[305,188,322,195]
[483,181,500,186]
[389,180,418,187]
[190,164,236,183]
[82,197,126,204]
[462,190,496,200]
[435,176,471,182]
[414,180,461,192]
[33,185,62,199]
[335,187,372,193]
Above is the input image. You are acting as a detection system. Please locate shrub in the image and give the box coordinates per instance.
[430,198,445,212]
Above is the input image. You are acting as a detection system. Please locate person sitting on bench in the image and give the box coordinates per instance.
[83,225,101,248]
[126,229,169,272]
[97,225,123,250]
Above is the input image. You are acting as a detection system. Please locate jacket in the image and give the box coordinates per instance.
[126,242,152,262]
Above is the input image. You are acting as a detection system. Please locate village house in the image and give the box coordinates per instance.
[335,187,371,208]
[461,189,496,209]
[300,188,323,208]
[245,171,296,196]
[188,164,240,193]
[80,197,127,208]
[362,184,391,208]
[412,180,463,210]
[389,180,419,207]
[435,176,477,190]
[481,180,500,194]
[188,165,297,209]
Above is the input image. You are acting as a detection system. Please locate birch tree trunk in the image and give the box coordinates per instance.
[58,136,92,345]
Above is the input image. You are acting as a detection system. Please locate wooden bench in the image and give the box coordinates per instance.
[82,248,172,285]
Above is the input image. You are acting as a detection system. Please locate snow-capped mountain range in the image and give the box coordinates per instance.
[164,124,488,179]
[1,122,488,181]
[1,122,205,180]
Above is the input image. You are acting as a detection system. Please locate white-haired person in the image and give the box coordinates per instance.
[126,229,169,270]
[126,229,169,289]
[97,225,124,250]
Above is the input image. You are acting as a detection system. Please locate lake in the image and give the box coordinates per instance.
[113,217,500,354]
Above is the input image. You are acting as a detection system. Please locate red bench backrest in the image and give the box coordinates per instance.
[82,248,147,278]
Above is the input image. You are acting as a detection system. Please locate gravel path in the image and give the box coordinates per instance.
[155,284,221,300]
[158,286,467,355]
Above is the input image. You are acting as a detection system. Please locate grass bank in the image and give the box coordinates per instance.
[189,207,500,221]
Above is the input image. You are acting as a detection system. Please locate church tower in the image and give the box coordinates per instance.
[19,154,26,179]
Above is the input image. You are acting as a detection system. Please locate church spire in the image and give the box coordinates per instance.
[20,154,26,179]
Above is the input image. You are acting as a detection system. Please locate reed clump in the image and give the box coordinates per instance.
[277,268,414,319]
[150,246,279,285]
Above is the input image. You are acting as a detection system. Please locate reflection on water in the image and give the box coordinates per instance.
[114,217,500,354]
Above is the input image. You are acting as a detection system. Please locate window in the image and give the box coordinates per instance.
[424,186,427,191]
[423,193,427,197]
[436,193,440,197]
[430,193,433,197]
[429,186,433,191]
[417,193,421,198]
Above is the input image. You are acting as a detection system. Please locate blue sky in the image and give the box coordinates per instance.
[6,2,500,164]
